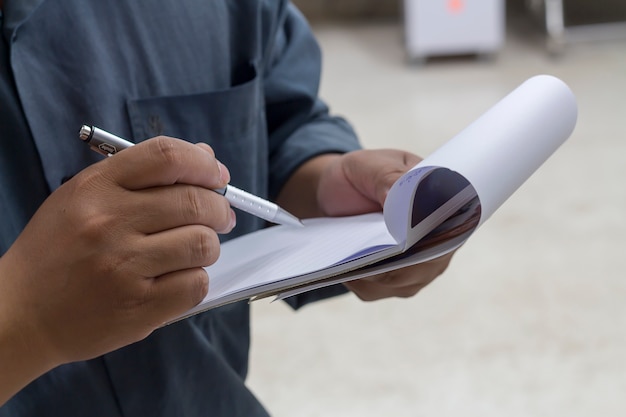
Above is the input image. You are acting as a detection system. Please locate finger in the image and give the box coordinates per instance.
[105,136,226,190]
[133,225,222,277]
[195,143,232,184]
[344,254,453,301]
[361,269,430,289]
[142,268,209,326]
[343,150,422,206]
[121,184,235,234]
[360,255,452,288]
[345,278,427,301]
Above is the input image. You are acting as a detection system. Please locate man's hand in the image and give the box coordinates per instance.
[277,149,454,302]
[0,137,235,403]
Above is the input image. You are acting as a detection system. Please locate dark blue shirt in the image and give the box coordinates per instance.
[0,1,360,415]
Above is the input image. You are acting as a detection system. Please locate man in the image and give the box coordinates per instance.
[0,0,452,414]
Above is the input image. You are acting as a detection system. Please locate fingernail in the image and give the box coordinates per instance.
[217,161,230,184]
[229,209,237,231]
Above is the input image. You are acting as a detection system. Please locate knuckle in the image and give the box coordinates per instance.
[73,207,122,255]
[113,278,153,312]
[152,136,182,166]
[190,228,220,265]
[181,187,203,222]
[94,244,140,278]
[180,188,231,231]
[191,269,210,304]
[79,212,113,241]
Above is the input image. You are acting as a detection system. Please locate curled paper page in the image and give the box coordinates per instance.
[384,74,578,245]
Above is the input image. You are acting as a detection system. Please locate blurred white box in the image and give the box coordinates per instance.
[404,0,505,61]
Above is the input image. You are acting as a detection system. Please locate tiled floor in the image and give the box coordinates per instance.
[247,16,626,417]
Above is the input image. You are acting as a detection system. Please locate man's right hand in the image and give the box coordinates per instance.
[0,136,234,372]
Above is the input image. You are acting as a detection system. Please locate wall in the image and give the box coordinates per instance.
[291,0,400,21]
[292,0,626,25]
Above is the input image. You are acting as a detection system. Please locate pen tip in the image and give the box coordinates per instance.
[274,209,304,227]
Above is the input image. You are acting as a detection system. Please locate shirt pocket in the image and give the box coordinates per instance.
[126,62,267,196]
[126,63,268,236]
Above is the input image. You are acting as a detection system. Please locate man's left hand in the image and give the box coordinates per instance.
[278,149,455,302]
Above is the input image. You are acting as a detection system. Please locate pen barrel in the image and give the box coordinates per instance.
[79,124,299,226]
[222,185,278,223]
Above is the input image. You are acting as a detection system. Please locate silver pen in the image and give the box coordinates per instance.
[79,125,303,227]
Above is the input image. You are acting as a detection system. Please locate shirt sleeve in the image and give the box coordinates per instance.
[264,3,362,200]
[263,3,360,308]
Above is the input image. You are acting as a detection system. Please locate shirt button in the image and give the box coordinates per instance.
[148,115,164,136]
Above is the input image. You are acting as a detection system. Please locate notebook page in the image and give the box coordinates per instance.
[200,212,398,303]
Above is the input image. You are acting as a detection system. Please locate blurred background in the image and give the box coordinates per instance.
[247,1,626,416]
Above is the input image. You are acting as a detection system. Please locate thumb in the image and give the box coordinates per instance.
[342,149,422,206]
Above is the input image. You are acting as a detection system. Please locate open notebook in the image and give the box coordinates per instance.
[169,74,578,323]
